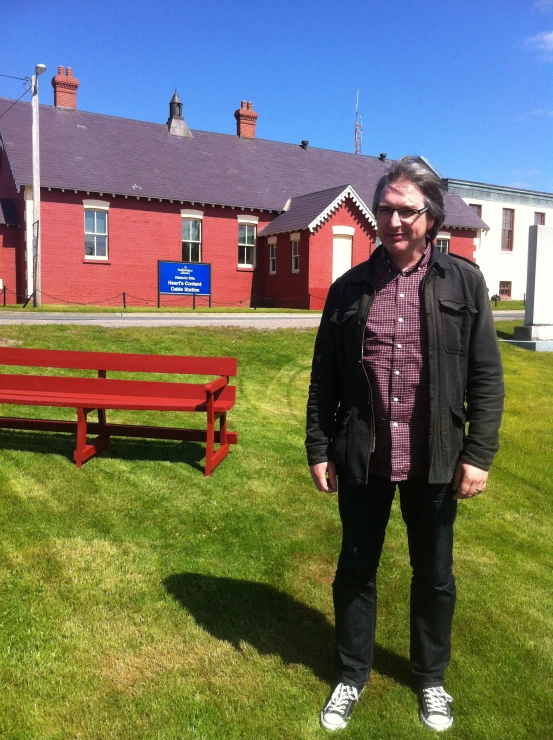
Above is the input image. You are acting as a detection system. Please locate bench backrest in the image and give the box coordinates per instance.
[0,348,237,378]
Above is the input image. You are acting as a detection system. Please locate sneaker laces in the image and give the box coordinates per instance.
[422,686,453,716]
[327,684,359,715]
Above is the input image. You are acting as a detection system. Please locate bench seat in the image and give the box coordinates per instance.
[0,348,238,474]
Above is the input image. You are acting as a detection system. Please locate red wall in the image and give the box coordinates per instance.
[40,191,272,307]
[0,145,25,303]
[254,230,310,308]
[442,229,477,261]
[308,200,376,310]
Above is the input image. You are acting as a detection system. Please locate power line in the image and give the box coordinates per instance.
[0,86,32,122]
[0,73,29,82]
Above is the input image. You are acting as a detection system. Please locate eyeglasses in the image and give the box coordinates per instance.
[376,207,428,222]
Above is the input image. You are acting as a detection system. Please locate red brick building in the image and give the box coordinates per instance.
[0,68,487,308]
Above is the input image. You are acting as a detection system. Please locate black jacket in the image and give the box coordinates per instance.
[305,245,504,484]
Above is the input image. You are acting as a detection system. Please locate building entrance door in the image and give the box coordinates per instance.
[332,235,352,282]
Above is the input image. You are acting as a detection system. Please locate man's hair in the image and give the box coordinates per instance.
[372,156,445,241]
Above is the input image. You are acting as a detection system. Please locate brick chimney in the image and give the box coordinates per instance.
[234,100,258,138]
[52,66,80,109]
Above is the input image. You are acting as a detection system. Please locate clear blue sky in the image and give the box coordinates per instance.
[2,0,552,192]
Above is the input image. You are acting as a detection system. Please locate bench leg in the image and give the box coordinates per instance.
[98,408,110,444]
[205,411,231,476]
[74,407,111,467]
[205,407,216,477]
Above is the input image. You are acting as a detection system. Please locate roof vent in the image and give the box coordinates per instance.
[379,153,387,161]
[167,90,193,138]
[301,140,309,150]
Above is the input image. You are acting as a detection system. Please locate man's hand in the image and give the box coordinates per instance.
[310,461,337,493]
[452,461,489,500]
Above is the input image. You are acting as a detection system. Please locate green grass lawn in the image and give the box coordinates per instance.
[0,323,551,739]
[490,300,525,311]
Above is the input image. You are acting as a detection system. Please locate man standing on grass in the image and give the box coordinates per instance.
[306,157,504,732]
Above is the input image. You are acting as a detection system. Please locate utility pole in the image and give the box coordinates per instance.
[31,63,46,308]
[354,90,362,155]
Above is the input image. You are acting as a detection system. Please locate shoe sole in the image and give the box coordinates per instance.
[419,709,453,732]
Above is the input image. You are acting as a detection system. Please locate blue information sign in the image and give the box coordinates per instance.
[158,261,211,296]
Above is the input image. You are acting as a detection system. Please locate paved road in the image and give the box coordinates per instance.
[0,310,524,329]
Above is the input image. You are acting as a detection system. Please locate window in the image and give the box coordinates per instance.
[501,208,514,251]
[535,212,546,226]
[84,209,108,259]
[436,238,449,253]
[269,243,277,274]
[499,281,512,299]
[238,223,256,267]
[291,240,300,273]
[469,203,482,218]
[182,219,201,262]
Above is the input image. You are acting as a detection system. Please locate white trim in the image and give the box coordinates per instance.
[83,199,110,210]
[437,231,450,240]
[267,236,277,245]
[180,209,204,219]
[269,244,277,274]
[291,241,300,274]
[237,215,259,225]
[308,185,376,232]
[332,225,355,236]
[290,232,301,241]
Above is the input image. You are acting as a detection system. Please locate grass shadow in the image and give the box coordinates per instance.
[163,573,412,687]
[0,430,205,472]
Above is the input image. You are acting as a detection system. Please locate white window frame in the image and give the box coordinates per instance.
[499,280,512,299]
[436,232,450,254]
[83,199,109,260]
[290,232,300,273]
[268,236,277,274]
[181,209,203,263]
[237,215,258,268]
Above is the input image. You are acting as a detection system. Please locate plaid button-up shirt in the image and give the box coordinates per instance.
[362,243,431,481]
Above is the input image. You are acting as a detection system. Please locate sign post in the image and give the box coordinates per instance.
[158,261,212,308]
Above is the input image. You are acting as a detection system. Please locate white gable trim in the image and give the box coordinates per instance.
[308,185,376,232]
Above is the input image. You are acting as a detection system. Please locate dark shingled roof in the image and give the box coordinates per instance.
[260,185,358,235]
[0,198,19,226]
[0,97,488,230]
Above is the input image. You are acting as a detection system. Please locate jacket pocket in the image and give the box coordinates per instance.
[331,409,351,468]
[329,306,358,325]
[439,299,477,355]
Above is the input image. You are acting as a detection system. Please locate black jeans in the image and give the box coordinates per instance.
[332,474,457,691]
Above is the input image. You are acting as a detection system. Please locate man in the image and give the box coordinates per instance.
[306,157,504,732]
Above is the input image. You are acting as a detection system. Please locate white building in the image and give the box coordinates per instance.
[444,179,553,300]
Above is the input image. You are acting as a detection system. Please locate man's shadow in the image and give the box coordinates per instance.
[163,573,411,686]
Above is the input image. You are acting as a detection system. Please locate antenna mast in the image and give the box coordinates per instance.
[354,90,362,155]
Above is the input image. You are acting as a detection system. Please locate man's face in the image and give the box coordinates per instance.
[376,179,435,266]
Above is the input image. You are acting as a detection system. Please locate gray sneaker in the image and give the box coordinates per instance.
[419,686,453,732]
[320,683,360,731]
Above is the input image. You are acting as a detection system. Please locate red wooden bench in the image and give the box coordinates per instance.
[0,348,237,475]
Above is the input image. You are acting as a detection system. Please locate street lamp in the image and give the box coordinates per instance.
[32,63,46,308]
